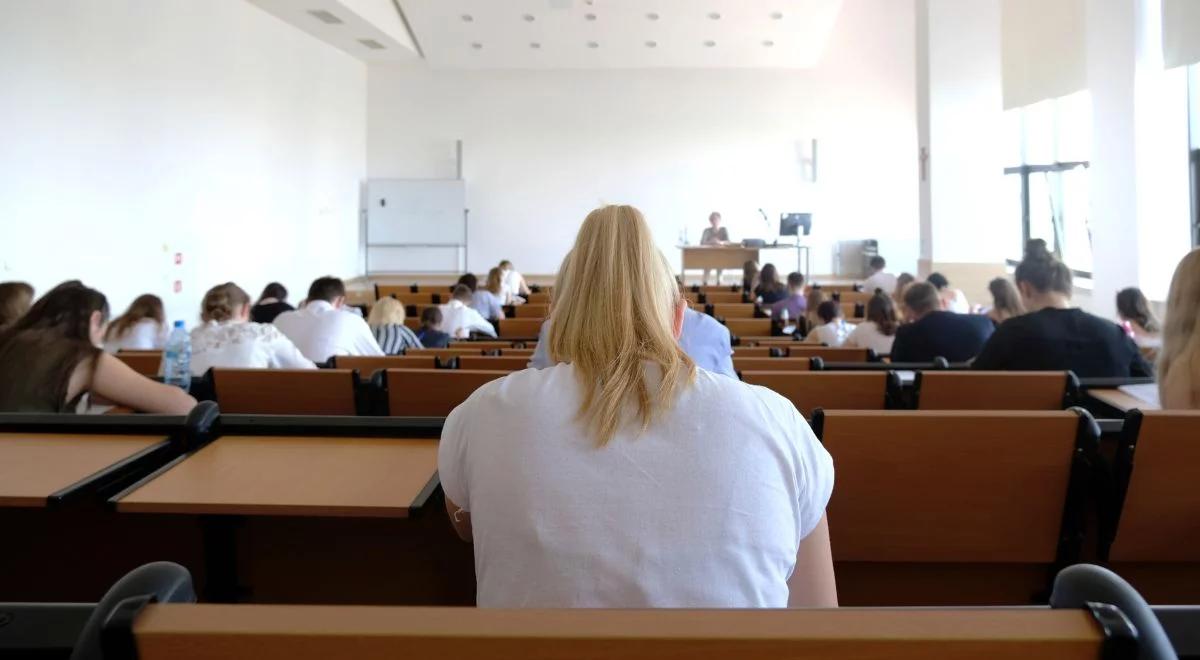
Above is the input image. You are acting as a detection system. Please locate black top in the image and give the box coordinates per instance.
[416,327,452,349]
[972,307,1153,377]
[250,301,294,324]
[755,285,788,306]
[891,311,995,363]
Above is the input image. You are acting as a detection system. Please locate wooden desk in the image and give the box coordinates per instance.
[0,433,167,507]
[679,246,760,276]
[116,436,439,518]
[1088,389,1161,413]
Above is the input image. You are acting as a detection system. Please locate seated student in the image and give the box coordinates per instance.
[103,294,166,352]
[529,308,737,379]
[471,268,506,321]
[499,260,531,304]
[892,272,915,312]
[927,272,970,313]
[416,306,451,349]
[0,281,34,329]
[1158,248,1200,408]
[845,292,899,355]
[770,272,807,322]
[891,282,994,363]
[190,283,315,374]
[741,260,760,293]
[1116,287,1162,349]
[754,263,788,305]
[250,282,294,324]
[862,256,897,295]
[438,204,835,608]
[804,288,827,328]
[985,277,1025,326]
[973,240,1152,377]
[367,296,423,354]
[274,276,383,363]
[440,284,498,339]
[803,300,855,347]
[0,281,196,413]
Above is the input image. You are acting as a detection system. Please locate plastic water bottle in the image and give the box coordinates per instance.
[162,320,192,392]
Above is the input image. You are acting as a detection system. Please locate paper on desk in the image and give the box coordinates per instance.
[1118,383,1161,407]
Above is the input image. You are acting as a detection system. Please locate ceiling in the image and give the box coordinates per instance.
[400,0,844,70]
[248,0,421,62]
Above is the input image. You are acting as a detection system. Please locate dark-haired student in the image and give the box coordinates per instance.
[802,300,854,347]
[770,272,807,321]
[0,281,196,413]
[416,306,451,348]
[1116,287,1161,350]
[891,282,994,363]
[973,240,1152,377]
[250,282,294,324]
[845,292,899,355]
[273,276,383,363]
[754,263,788,305]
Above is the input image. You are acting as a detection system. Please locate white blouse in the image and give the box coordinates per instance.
[845,321,897,356]
[104,318,166,353]
[804,319,856,347]
[189,320,316,375]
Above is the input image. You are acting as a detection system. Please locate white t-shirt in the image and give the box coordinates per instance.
[273,300,383,363]
[804,319,856,347]
[844,320,897,355]
[500,269,526,305]
[189,320,316,375]
[862,270,897,296]
[104,318,166,353]
[439,300,498,338]
[438,364,834,608]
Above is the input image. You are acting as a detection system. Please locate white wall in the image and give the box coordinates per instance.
[367,0,918,278]
[0,0,367,325]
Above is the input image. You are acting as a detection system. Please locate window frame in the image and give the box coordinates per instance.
[1003,161,1092,279]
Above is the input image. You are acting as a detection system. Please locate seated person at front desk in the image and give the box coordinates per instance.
[529,308,735,379]
[973,240,1152,377]
[700,211,732,285]
[891,282,994,363]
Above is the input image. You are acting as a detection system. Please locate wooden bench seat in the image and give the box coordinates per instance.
[733,357,812,372]
[383,369,507,416]
[915,371,1074,410]
[211,369,359,415]
[115,350,162,377]
[739,372,894,417]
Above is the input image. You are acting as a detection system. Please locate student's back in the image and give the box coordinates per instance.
[441,364,829,607]
[891,310,993,363]
[973,308,1150,377]
[273,277,382,363]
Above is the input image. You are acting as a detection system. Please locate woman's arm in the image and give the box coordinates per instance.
[788,514,838,607]
[85,353,197,414]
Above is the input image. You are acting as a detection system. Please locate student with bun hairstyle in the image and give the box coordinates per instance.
[103,294,166,352]
[0,281,196,413]
[0,281,34,329]
[438,205,835,608]
[1158,249,1200,408]
[973,240,1151,377]
[189,282,315,374]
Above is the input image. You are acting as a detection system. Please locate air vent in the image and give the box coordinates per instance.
[358,39,386,50]
[307,9,343,24]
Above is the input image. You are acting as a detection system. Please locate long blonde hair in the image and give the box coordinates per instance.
[548,205,695,446]
[368,296,406,327]
[1159,249,1200,406]
[486,267,504,296]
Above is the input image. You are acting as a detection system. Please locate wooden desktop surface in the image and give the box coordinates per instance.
[116,436,439,518]
[0,433,166,507]
[1088,388,1161,413]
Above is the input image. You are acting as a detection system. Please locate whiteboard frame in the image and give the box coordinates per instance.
[362,180,469,275]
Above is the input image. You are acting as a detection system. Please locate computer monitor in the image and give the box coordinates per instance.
[780,213,812,237]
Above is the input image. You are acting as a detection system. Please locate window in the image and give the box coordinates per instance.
[1003,91,1093,276]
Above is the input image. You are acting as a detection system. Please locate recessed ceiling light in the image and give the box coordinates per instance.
[523,14,535,22]
[358,38,386,50]
[704,40,717,47]
[460,14,473,22]
[471,42,483,49]
[530,42,541,49]
[587,41,600,48]
[307,10,343,24]
[646,12,660,20]
[646,40,658,48]
[770,11,784,19]
[763,40,775,47]
[708,12,721,20]
[585,13,597,20]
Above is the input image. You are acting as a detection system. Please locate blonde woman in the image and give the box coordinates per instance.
[470,268,506,321]
[189,282,315,374]
[367,296,423,354]
[438,205,836,608]
[1159,249,1200,409]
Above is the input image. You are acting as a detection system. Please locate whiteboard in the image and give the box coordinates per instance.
[366,179,466,245]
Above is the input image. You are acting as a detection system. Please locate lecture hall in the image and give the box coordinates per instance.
[2,0,1200,658]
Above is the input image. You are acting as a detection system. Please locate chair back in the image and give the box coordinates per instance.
[212,369,358,415]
